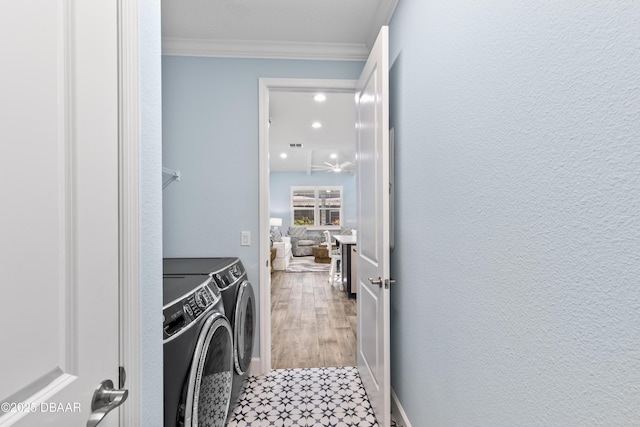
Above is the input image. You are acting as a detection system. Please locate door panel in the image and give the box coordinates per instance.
[356,26,390,427]
[357,69,379,266]
[0,1,120,425]
[359,283,379,378]
[0,1,66,402]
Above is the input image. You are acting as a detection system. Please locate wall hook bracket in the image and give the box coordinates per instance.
[162,167,181,189]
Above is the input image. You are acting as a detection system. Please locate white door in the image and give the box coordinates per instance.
[0,1,123,426]
[356,27,391,427]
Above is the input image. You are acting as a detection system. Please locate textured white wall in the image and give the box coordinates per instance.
[140,0,163,423]
[389,1,640,424]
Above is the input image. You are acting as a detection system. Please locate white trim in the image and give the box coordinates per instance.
[391,388,412,427]
[248,357,262,376]
[60,0,76,375]
[118,0,142,425]
[259,78,358,375]
[259,79,272,375]
[162,38,368,61]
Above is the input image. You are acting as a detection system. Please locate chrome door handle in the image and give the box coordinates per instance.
[87,379,128,427]
[368,277,383,287]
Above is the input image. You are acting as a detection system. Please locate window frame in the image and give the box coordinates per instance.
[290,185,343,230]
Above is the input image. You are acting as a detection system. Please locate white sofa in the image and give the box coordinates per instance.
[272,237,292,271]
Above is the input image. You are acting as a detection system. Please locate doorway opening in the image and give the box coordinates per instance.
[259,78,359,373]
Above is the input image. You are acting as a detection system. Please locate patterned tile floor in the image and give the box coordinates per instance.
[227,367,379,427]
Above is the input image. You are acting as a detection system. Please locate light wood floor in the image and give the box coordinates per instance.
[271,270,357,369]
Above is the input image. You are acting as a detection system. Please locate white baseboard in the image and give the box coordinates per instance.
[391,388,412,427]
[249,357,262,376]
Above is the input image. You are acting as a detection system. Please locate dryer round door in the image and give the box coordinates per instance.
[234,280,256,374]
[184,312,233,427]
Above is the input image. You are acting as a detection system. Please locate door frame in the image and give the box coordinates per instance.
[118,0,142,424]
[258,77,358,374]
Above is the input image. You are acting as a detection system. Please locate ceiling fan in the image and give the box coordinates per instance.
[311,159,354,173]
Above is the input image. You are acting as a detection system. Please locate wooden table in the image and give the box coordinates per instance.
[312,245,331,264]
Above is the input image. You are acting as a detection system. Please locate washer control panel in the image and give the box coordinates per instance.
[211,260,245,290]
[185,287,212,317]
[163,280,221,340]
[229,262,243,280]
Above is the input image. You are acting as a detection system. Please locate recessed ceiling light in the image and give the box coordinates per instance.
[314,94,326,102]
[280,153,287,159]
[330,153,337,159]
[312,122,322,129]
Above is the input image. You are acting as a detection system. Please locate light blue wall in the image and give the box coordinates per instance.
[140,0,163,423]
[388,1,640,425]
[162,57,363,356]
[269,171,357,232]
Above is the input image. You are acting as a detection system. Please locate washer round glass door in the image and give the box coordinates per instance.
[234,281,255,374]
[185,313,233,426]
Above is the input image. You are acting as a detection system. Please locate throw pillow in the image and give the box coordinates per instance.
[288,227,307,238]
[270,228,283,242]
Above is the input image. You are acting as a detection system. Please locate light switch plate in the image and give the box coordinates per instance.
[241,231,251,246]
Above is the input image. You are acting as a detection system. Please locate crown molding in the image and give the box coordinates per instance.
[367,0,400,47]
[162,37,369,61]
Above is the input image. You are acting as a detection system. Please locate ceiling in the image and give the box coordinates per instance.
[269,90,356,173]
[161,0,398,173]
[161,0,398,60]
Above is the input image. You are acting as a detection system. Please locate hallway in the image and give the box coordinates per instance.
[271,271,357,369]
